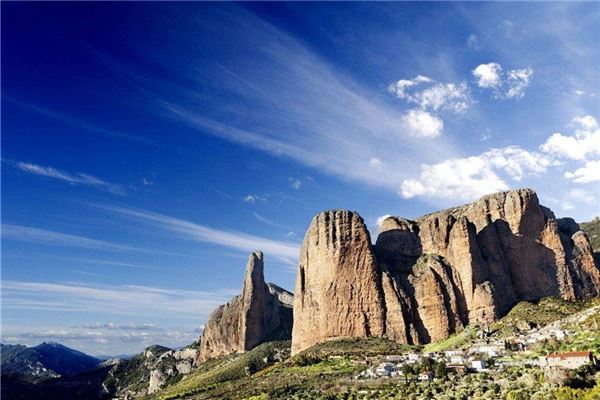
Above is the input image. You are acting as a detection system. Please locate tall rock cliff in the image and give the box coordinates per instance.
[292,210,386,354]
[291,189,600,354]
[197,251,293,363]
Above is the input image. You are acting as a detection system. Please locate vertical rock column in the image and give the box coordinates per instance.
[291,210,385,355]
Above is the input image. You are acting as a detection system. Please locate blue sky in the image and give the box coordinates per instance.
[2,2,599,356]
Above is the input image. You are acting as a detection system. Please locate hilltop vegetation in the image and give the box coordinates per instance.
[493,297,591,336]
[146,297,600,400]
[581,217,600,252]
[581,217,600,265]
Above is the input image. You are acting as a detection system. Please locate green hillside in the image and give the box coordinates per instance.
[581,217,600,265]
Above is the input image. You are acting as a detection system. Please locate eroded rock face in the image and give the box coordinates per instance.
[196,252,293,363]
[291,210,386,354]
[291,189,600,354]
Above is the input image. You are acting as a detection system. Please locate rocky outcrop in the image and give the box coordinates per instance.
[197,251,293,363]
[291,188,600,354]
[291,210,386,354]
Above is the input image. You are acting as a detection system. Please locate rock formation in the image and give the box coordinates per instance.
[196,251,293,363]
[291,188,600,354]
[292,210,386,354]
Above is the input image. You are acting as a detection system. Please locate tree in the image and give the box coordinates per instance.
[435,361,448,379]
[402,364,416,377]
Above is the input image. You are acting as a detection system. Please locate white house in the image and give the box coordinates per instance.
[471,359,487,371]
[449,355,467,365]
[545,352,595,370]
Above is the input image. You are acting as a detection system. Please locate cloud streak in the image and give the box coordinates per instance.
[1,280,236,319]
[2,224,146,253]
[94,204,300,264]
[94,6,460,193]
[13,161,126,195]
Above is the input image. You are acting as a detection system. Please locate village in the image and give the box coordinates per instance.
[354,325,598,381]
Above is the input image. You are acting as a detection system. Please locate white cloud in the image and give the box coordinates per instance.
[390,77,470,114]
[414,82,470,113]
[402,109,444,138]
[82,322,160,330]
[1,224,148,253]
[540,115,600,160]
[564,160,600,183]
[485,146,553,181]
[467,34,480,49]
[400,146,551,201]
[505,67,534,99]
[568,189,595,204]
[96,204,300,263]
[243,194,266,203]
[387,75,432,98]
[288,177,302,190]
[480,129,492,141]
[473,63,533,99]
[128,9,462,193]
[1,280,236,354]
[473,63,503,88]
[575,90,585,96]
[369,158,383,168]
[499,19,514,38]
[1,280,235,318]
[400,155,509,200]
[254,212,294,231]
[14,161,126,195]
[142,178,154,187]
[573,115,598,131]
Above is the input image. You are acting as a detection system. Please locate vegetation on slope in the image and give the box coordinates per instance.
[423,327,475,353]
[493,297,590,336]
[581,217,600,252]
[295,337,415,359]
[581,217,600,265]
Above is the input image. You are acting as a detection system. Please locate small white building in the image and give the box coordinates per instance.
[474,345,503,358]
[553,330,566,341]
[449,355,467,365]
[545,352,595,370]
[471,359,487,371]
[385,355,403,362]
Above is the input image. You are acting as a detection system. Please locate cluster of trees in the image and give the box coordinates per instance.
[399,357,448,379]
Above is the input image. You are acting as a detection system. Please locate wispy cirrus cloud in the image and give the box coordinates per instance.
[91,6,460,194]
[1,280,236,319]
[12,161,126,195]
[93,204,300,265]
[2,224,142,252]
[1,279,234,352]
[253,212,295,232]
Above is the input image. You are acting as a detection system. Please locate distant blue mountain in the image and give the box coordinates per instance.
[1,342,101,381]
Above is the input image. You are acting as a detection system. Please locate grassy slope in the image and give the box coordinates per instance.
[581,217,600,252]
[423,327,475,353]
[150,298,600,399]
[147,338,415,400]
[581,217,600,266]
